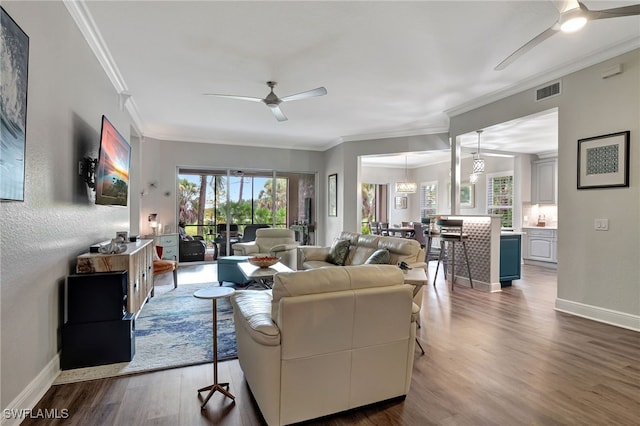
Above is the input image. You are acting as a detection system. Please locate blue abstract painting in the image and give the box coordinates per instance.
[1,7,29,201]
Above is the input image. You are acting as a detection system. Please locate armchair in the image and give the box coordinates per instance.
[178,226,207,262]
[239,224,270,243]
[214,224,241,257]
[232,228,298,269]
[230,265,416,425]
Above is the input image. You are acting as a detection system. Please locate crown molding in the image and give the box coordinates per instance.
[63,0,144,135]
[446,37,640,118]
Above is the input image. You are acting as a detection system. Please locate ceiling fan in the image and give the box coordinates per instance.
[204,81,327,122]
[495,0,640,70]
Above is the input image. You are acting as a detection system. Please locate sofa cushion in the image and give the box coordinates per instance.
[377,236,421,265]
[271,264,404,321]
[364,249,390,265]
[327,238,351,266]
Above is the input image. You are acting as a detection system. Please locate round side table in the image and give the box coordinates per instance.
[193,286,236,408]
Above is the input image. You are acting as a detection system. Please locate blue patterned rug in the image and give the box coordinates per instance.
[55,282,237,384]
[135,282,237,362]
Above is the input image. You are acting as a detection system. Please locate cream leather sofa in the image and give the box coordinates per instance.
[297,231,425,271]
[230,265,417,426]
[232,228,298,269]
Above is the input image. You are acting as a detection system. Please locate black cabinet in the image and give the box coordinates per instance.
[500,234,522,287]
[61,271,135,370]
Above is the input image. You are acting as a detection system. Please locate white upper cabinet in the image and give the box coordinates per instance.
[531,158,557,204]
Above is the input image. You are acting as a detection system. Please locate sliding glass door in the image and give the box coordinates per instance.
[177,168,315,261]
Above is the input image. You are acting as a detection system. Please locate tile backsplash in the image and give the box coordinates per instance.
[522,203,558,227]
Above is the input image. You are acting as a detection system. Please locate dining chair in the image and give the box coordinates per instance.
[379,222,390,236]
[370,221,380,235]
[412,223,426,248]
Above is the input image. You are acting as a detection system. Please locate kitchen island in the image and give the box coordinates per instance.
[434,215,503,292]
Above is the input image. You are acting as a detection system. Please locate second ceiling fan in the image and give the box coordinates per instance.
[204,81,327,122]
[495,0,640,70]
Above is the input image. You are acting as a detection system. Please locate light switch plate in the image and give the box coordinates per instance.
[595,219,609,231]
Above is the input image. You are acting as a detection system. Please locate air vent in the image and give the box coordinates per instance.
[535,81,561,102]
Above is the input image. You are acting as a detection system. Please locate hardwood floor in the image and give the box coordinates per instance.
[24,264,639,425]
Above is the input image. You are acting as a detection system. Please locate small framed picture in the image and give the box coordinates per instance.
[394,196,407,209]
[577,131,630,189]
[328,173,337,216]
[115,231,128,242]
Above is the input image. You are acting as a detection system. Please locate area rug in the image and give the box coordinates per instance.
[54,282,236,384]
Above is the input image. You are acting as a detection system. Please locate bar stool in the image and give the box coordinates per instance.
[433,219,473,291]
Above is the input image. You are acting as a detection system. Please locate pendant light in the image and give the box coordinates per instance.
[395,155,417,193]
[470,130,485,183]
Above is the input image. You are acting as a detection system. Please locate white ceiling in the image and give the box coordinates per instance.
[73,1,639,156]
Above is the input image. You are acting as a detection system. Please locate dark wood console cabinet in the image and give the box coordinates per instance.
[61,271,135,370]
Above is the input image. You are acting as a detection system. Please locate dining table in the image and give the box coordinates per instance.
[386,227,415,238]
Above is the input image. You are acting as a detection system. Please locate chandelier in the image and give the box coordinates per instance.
[470,130,485,183]
[395,156,417,193]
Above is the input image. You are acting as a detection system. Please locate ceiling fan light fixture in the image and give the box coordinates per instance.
[560,15,587,32]
[559,7,588,33]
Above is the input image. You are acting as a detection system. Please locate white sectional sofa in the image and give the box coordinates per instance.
[230,265,417,426]
[297,231,426,270]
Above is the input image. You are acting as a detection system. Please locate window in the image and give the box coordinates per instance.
[177,172,289,236]
[487,172,513,228]
[420,181,438,218]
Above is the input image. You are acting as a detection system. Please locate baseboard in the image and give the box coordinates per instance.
[523,259,557,269]
[555,298,640,332]
[1,354,61,426]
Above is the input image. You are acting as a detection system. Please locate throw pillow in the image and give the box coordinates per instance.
[327,238,351,266]
[364,249,390,265]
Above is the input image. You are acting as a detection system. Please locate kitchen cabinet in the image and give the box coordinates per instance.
[532,158,557,204]
[523,228,557,264]
[500,234,521,287]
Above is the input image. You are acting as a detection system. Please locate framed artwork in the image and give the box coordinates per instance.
[328,173,337,216]
[394,196,407,209]
[577,131,630,189]
[0,7,29,201]
[448,182,475,208]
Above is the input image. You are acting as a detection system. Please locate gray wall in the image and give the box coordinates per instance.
[139,137,324,238]
[450,49,640,327]
[323,133,450,243]
[0,1,136,410]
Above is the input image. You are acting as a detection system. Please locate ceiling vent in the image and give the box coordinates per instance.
[535,80,561,102]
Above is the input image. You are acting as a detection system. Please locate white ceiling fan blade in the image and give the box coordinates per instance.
[203,94,264,102]
[587,4,640,20]
[269,105,288,122]
[494,26,559,71]
[280,87,327,102]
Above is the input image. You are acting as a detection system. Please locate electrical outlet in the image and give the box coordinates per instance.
[594,219,609,231]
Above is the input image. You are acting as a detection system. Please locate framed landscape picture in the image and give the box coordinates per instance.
[577,131,630,189]
[0,7,29,201]
[447,182,475,208]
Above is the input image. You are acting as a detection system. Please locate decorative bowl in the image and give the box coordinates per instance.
[248,256,280,268]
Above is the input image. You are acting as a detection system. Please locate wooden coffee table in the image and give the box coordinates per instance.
[238,261,294,288]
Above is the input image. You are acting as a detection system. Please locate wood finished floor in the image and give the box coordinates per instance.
[24,263,640,425]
